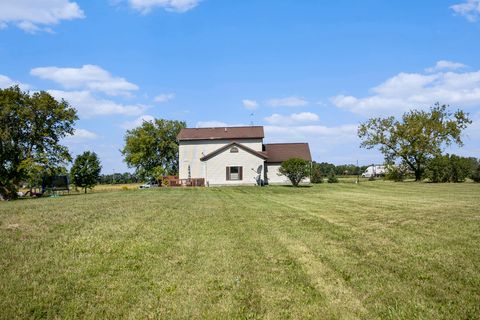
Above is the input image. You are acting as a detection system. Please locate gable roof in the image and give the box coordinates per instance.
[200,142,268,161]
[178,126,264,141]
[264,143,312,163]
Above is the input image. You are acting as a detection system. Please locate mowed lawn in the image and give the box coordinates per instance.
[1,183,479,319]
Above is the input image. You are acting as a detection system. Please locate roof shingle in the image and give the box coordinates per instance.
[178,126,264,141]
[264,143,312,163]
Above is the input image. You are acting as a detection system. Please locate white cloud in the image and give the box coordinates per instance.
[154,93,175,103]
[265,124,357,139]
[451,0,480,22]
[426,60,467,73]
[196,120,229,128]
[121,115,155,129]
[0,0,84,33]
[31,65,138,96]
[331,66,480,117]
[264,124,376,164]
[0,74,30,90]
[264,112,319,125]
[48,90,147,117]
[65,128,98,143]
[242,99,258,110]
[127,0,200,13]
[266,96,309,107]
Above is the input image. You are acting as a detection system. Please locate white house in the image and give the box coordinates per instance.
[177,126,312,186]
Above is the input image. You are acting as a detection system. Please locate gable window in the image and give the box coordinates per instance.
[230,146,239,153]
[226,166,243,181]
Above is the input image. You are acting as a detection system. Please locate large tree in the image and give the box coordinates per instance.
[358,104,471,181]
[0,86,77,199]
[121,118,186,180]
[71,151,102,193]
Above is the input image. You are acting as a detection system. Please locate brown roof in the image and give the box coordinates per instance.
[178,126,264,141]
[200,142,268,161]
[264,143,312,163]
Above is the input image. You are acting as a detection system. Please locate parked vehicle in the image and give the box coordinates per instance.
[139,182,159,189]
[362,165,387,178]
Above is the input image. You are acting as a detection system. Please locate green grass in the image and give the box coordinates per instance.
[1,182,479,319]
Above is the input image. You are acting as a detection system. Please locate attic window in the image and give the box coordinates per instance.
[230,146,239,153]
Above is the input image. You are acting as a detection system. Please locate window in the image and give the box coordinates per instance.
[226,166,243,181]
[230,147,239,153]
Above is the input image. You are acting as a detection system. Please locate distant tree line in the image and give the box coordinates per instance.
[98,172,141,184]
[310,162,369,183]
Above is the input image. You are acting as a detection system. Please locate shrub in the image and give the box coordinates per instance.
[426,154,477,183]
[384,165,406,182]
[425,156,450,183]
[327,171,338,183]
[279,158,310,187]
[310,165,323,184]
[470,160,480,183]
[449,155,474,183]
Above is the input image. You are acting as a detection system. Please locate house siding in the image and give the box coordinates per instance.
[203,147,264,185]
[179,139,262,180]
[266,163,311,185]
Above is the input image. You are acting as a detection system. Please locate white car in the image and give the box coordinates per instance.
[139,182,159,189]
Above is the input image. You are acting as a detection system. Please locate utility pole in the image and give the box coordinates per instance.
[356,160,360,184]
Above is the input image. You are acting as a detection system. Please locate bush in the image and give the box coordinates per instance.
[384,165,406,182]
[425,155,450,183]
[426,154,477,183]
[471,161,480,183]
[279,158,310,187]
[449,155,474,182]
[310,165,323,183]
[327,171,338,183]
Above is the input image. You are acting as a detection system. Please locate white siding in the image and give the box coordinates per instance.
[179,139,262,180]
[266,163,311,185]
[204,147,264,186]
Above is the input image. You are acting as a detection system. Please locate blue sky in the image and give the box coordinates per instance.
[1,0,480,173]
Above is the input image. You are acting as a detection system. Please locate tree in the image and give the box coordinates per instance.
[471,160,480,183]
[279,158,311,187]
[121,118,186,181]
[425,154,477,183]
[358,104,471,181]
[314,162,336,176]
[327,170,339,183]
[0,86,77,200]
[71,151,102,193]
[310,164,324,183]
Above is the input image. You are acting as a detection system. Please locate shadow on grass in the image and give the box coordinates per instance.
[278,185,313,188]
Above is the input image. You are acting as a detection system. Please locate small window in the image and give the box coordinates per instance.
[230,147,239,153]
[226,166,243,180]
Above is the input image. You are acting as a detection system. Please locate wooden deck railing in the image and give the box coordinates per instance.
[162,177,205,187]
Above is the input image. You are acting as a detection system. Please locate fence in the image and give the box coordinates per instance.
[163,176,205,187]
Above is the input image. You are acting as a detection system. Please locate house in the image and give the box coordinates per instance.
[177,126,312,186]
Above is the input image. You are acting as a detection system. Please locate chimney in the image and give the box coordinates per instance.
[224,127,227,132]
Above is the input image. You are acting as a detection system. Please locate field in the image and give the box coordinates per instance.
[1,182,479,319]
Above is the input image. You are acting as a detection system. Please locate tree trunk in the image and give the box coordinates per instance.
[414,170,422,181]
[84,187,87,194]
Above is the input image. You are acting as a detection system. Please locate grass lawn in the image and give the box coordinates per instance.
[1,182,479,319]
